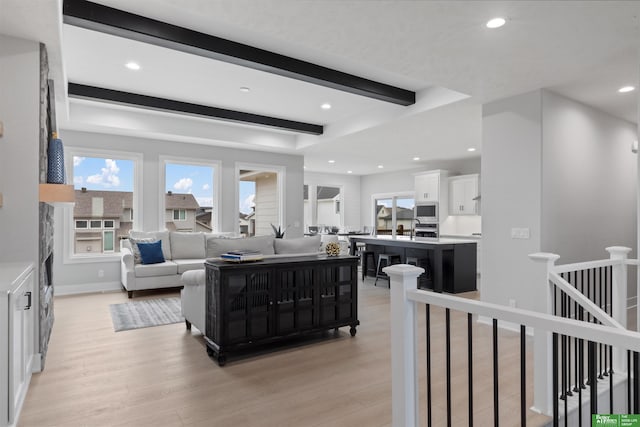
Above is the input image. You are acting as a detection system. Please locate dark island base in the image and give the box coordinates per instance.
[350,237,477,293]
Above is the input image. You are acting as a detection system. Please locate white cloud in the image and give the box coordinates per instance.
[240,194,255,214]
[196,197,213,207]
[202,183,210,190]
[86,159,121,187]
[173,177,193,191]
[73,156,85,166]
[73,176,84,186]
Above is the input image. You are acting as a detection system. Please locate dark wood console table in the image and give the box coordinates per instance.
[205,255,359,366]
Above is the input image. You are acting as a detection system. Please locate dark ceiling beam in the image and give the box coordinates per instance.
[68,83,324,135]
[62,0,416,106]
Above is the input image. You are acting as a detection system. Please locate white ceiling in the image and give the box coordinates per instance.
[2,0,638,175]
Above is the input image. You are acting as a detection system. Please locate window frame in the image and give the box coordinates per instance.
[235,162,286,236]
[63,147,143,264]
[103,230,115,253]
[75,220,88,229]
[173,209,186,221]
[89,220,102,229]
[159,156,221,233]
[370,191,415,238]
[103,220,115,229]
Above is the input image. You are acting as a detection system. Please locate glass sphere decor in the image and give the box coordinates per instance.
[325,242,341,256]
[47,133,66,184]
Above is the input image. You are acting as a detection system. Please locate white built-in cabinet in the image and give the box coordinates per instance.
[414,170,449,219]
[448,174,479,216]
[0,263,35,427]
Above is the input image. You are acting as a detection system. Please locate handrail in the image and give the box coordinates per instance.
[407,288,640,352]
[552,258,622,274]
[548,271,622,329]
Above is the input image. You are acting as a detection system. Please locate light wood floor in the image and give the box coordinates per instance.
[19,276,551,427]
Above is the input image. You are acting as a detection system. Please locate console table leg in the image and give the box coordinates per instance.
[350,326,357,337]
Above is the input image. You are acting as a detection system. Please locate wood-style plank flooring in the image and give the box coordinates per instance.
[19,275,551,427]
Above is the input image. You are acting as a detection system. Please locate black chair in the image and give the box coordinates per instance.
[361,251,376,281]
[374,253,402,287]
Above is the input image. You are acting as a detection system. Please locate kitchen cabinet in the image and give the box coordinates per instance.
[449,174,479,215]
[0,263,35,427]
[414,170,449,218]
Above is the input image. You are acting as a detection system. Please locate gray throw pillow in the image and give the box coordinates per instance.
[170,232,205,259]
[274,235,322,254]
[128,237,157,264]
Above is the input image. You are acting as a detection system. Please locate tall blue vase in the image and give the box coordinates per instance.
[47,135,65,184]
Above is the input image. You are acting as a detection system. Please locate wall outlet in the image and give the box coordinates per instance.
[510,227,530,239]
[98,269,104,278]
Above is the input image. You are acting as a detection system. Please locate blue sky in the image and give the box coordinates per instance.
[73,157,255,212]
[377,197,415,209]
[73,156,134,191]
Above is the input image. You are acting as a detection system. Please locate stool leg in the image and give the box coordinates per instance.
[374,257,383,286]
[361,253,366,281]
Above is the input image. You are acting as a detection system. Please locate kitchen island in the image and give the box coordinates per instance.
[348,236,476,293]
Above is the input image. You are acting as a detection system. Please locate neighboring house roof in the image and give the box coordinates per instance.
[166,193,199,209]
[73,190,132,218]
[377,206,414,220]
[316,186,340,200]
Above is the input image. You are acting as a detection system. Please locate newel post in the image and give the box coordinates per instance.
[529,252,560,416]
[606,246,631,373]
[385,264,425,427]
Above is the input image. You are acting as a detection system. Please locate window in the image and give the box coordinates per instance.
[237,164,284,237]
[373,193,415,237]
[173,209,186,221]
[162,159,218,233]
[67,149,140,258]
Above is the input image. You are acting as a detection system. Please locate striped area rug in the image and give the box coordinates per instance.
[109,297,183,332]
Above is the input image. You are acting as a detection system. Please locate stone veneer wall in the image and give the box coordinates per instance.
[38,43,54,369]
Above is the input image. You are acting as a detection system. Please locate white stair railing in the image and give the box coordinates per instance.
[386,252,640,427]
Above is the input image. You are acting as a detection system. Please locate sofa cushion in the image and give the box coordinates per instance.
[173,259,205,274]
[206,235,275,258]
[134,261,178,277]
[137,241,166,265]
[128,237,157,264]
[130,230,172,260]
[170,232,205,259]
[274,235,322,255]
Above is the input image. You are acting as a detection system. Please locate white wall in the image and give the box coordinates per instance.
[0,36,40,265]
[304,171,361,230]
[54,130,303,293]
[541,91,637,263]
[359,158,480,228]
[482,89,637,312]
[482,90,544,311]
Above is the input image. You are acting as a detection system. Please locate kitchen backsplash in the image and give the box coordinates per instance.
[440,215,481,236]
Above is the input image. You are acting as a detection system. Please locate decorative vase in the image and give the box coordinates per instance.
[325,242,341,257]
[47,133,65,184]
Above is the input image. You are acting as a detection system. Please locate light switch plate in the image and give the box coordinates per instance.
[511,227,530,239]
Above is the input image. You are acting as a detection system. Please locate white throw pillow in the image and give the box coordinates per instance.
[129,230,172,260]
[170,232,206,259]
[274,235,322,255]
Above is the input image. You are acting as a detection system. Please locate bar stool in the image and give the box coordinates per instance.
[374,253,402,287]
[407,256,430,289]
[361,251,376,281]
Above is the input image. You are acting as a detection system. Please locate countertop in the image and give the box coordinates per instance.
[0,262,34,293]
[350,235,477,245]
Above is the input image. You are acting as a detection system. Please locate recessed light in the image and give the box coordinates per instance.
[377,165,384,169]
[347,170,353,174]
[303,166,306,169]
[328,160,336,164]
[467,147,477,152]
[486,17,506,29]
[125,62,141,71]
[618,86,635,93]
[321,103,332,110]
[413,157,420,161]
[239,86,251,93]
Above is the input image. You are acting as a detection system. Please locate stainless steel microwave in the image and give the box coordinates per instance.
[414,201,438,223]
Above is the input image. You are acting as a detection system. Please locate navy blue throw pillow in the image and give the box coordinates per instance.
[137,240,165,265]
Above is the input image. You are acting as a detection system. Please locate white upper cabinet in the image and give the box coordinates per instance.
[449,174,479,215]
[414,170,449,220]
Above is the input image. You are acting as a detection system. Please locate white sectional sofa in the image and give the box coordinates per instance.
[120,231,322,298]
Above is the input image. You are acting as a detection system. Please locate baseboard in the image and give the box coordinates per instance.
[55,281,122,296]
